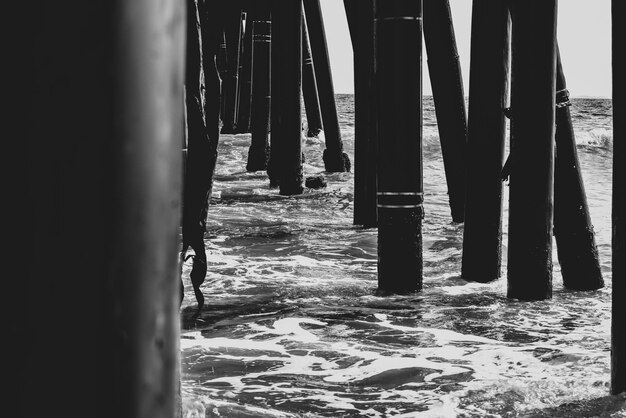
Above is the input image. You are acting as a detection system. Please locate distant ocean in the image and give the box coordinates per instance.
[180,95,625,417]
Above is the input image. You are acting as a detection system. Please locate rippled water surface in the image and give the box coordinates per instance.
[180,96,625,417]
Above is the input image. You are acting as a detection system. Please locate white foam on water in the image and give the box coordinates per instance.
[181,96,620,416]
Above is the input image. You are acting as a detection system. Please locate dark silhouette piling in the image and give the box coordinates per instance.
[506,0,557,301]
[375,0,424,294]
[612,0,626,396]
[303,0,351,172]
[461,0,511,283]
[236,10,254,133]
[344,0,378,227]
[183,0,222,310]
[200,0,223,146]
[221,5,243,134]
[553,49,604,291]
[423,0,468,223]
[217,29,228,119]
[302,13,324,138]
[247,4,272,172]
[19,0,185,415]
[269,0,304,195]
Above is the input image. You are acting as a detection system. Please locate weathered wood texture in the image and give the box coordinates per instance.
[303,0,351,172]
[20,0,185,416]
[302,13,324,138]
[506,0,557,301]
[236,9,254,133]
[375,0,424,294]
[612,0,626,396]
[423,0,468,223]
[553,48,604,291]
[221,5,243,133]
[247,3,272,172]
[344,0,378,227]
[462,0,510,283]
[268,0,304,195]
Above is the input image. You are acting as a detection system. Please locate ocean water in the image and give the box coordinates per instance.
[180,95,625,417]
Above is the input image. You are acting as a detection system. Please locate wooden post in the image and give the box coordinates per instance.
[236,10,254,134]
[553,48,604,291]
[303,0,351,172]
[302,13,324,138]
[218,29,228,119]
[423,0,468,223]
[19,0,185,415]
[247,3,272,172]
[182,0,221,310]
[375,0,424,294]
[269,0,304,195]
[506,0,557,301]
[612,0,626,396]
[200,0,223,149]
[221,5,243,134]
[344,0,378,227]
[461,0,510,283]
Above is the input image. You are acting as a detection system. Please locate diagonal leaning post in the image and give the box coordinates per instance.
[303,0,351,172]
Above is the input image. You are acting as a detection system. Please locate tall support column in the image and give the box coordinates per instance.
[20,0,185,416]
[461,0,511,283]
[423,0,468,223]
[236,10,254,133]
[217,29,228,119]
[506,0,557,301]
[302,13,324,138]
[182,0,221,310]
[200,0,223,148]
[303,0,351,172]
[269,0,304,195]
[247,3,272,172]
[553,48,604,291]
[112,0,185,413]
[612,0,626,396]
[375,0,424,294]
[344,0,377,227]
[221,5,243,134]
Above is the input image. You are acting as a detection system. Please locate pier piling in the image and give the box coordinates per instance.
[506,0,557,301]
[183,0,222,310]
[344,0,378,227]
[423,0,468,224]
[553,48,604,291]
[612,0,626,396]
[303,0,351,172]
[236,9,254,134]
[269,0,304,195]
[461,0,511,283]
[221,5,243,134]
[375,0,424,294]
[302,13,324,138]
[218,29,228,119]
[247,3,272,172]
[21,0,185,415]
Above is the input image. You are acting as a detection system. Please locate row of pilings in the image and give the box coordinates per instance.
[13,0,625,417]
[342,0,620,395]
[344,0,603,298]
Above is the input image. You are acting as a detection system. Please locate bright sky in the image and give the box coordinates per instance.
[321,0,612,98]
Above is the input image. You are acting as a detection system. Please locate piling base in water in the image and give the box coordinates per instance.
[246,145,269,172]
[555,228,604,290]
[378,208,423,294]
[323,150,351,173]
